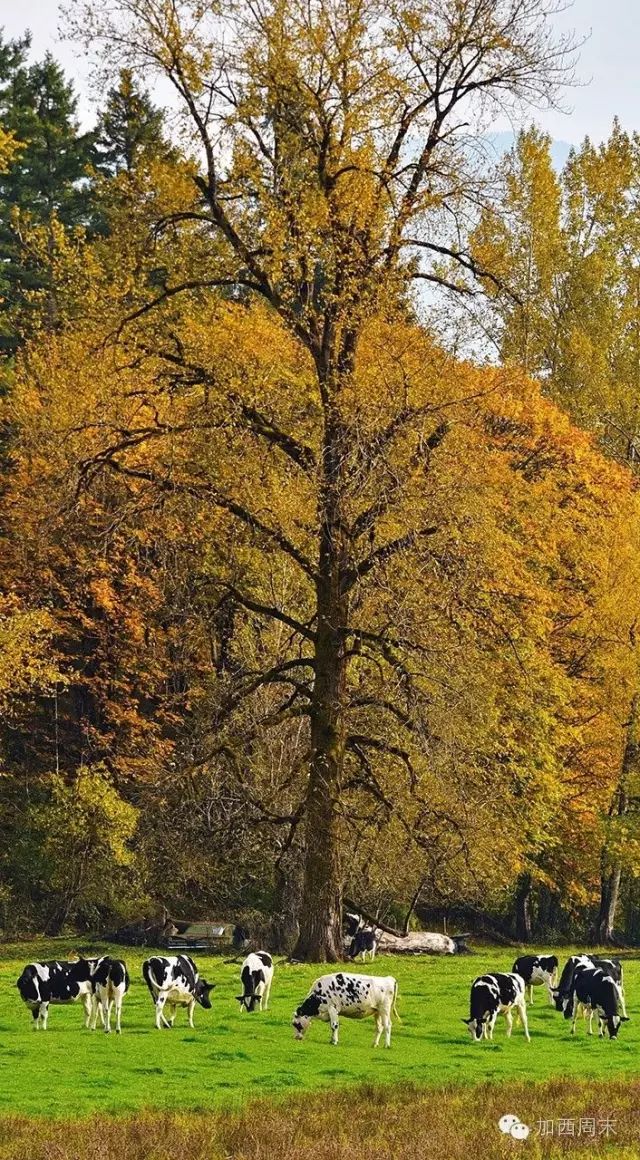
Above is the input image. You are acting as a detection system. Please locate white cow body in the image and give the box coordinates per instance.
[142,955,215,1030]
[293,972,399,1047]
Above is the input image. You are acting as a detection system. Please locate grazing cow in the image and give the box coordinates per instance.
[344,912,364,939]
[557,963,628,1038]
[552,955,627,1018]
[292,972,399,1047]
[142,955,215,1029]
[90,956,130,1034]
[348,927,379,962]
[512,954,558,1004]
[17,957,104,1030]
[236,952,274,1012]
[463,973,530,1042]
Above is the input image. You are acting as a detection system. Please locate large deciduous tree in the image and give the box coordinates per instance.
[65,0,574,958]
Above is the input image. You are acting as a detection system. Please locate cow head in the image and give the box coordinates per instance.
[462,1016,485,1041]
[550,987,567,1014]
[292,1012,311,1040]
[236,993,258,1012]
[601,1013,629,1039]
[292,993,321,1039]
[344,912,363,938]
[195,980,215,1008]
[71,955,103,982]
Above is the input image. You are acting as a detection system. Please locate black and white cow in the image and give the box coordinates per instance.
[463,973,530,1042]
[236,952,274,1012]
[552,955,627,1019]
[348,927,379,962]
[142,955,215,1029]
[557,962,628,1038]
[292,972,399,1047]
[17,957,104,1030]
[90,957,130,1034]
[512,954,558,1004]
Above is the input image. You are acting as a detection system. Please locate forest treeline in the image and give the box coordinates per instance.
[1,1,640,956]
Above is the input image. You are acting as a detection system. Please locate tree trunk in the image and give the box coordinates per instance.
[596,865,622,944]
[514,873,532,942]
[270,848,303,955]
[595,693,639,944]
[293,379,351,962]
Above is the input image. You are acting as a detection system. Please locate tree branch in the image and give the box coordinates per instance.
[342,526,438,592]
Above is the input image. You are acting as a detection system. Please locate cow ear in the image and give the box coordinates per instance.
[461,1018,472,1025]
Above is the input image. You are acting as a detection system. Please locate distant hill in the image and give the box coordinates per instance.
[485,131,572,171]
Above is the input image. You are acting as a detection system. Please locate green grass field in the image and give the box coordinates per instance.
[0,941,638,1119]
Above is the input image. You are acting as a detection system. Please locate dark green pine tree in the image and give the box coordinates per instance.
[0,31,30,356]
[0,46,95,351]
[95,69,172,175]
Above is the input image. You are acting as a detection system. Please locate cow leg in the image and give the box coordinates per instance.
[263,979,272,1010]
[488,1014,497,1040]
[114,994,123,1034]
[517,999,530,1042]
[372,1014,383,1047]
[570,999,579,1035]
[155,994,171,1029]
[187,1000,196,1029]
[40,1002,50,1030]
[505,1009,513,1037]
[31,1005,41,1029]
[82,994,93,1029]
[328,1006,339,1045]
[528,984,534,1005]
[383,1012,392,1048]
[89,994,100,1031]
[103,998,113,1034]
[587,1007,594,1036]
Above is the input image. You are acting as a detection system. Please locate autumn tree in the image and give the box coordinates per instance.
[60,0,579,959]
[468,120,640,941]
[469,126,565,373]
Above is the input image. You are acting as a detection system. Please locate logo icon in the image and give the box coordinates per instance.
[498,1114,530,1140]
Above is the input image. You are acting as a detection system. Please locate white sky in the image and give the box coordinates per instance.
[0,0,637,146]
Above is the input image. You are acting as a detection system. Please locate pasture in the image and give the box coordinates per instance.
[0,941,638,1120]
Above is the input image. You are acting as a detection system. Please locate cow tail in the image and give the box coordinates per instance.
[142,960,156,1002]
[392,979,401,1022]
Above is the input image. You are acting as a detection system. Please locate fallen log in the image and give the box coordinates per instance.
[376,930,457,955]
